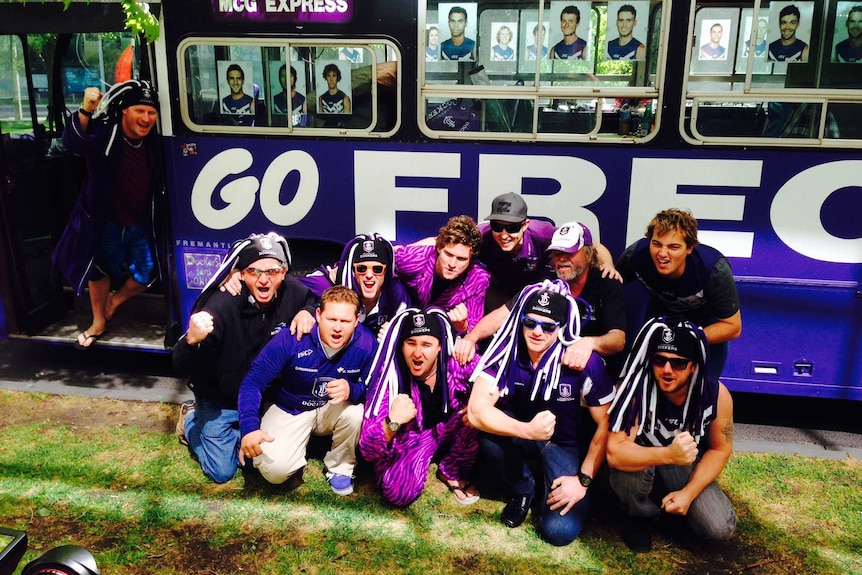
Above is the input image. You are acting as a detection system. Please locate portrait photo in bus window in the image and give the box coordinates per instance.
[735,12,773,74]
[548,1,593,60]
[523,20,550,60]
[833,2,862,62]
[605,1,648,60]
[426,24,441,61]
[767,2,813,63]
[316,60,352,114]
[690,8,738,76]
[698,20,730,60]
[491,22,517,61]
[217,60,255,120]
[438,3,478,61]
[269,61,307,126]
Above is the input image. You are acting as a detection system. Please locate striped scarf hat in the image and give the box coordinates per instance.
[364,307,456,423]
[469,279,589,402]
[608,316,717,442]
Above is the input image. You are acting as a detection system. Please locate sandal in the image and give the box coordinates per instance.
[74,330,105,351]
[436,469,480,505]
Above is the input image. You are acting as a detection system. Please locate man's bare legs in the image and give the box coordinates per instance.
[76,276,147,348]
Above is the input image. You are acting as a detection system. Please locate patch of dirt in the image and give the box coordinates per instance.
[0,390,176,434]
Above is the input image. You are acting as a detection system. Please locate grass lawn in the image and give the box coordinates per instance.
[0,390,859,575]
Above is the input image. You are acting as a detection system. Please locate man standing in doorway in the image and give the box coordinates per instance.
[54,79,161,350]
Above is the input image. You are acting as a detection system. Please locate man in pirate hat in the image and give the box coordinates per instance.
[467,280,615,545]
[173,232,317,483]
[54,79,162,350]
[360,308,480,507]
[607,316,736,552]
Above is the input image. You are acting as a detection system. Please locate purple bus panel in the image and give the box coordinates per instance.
[163,138,862,399]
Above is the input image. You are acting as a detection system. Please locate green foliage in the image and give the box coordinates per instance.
[0,391,860,574]
[121,0,160,43]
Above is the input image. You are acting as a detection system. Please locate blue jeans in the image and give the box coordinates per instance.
[185,396,241,483]
[480,433,590,546]
[608,463,737,541]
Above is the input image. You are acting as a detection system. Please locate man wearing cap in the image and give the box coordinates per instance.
[455,221,626,376]
[301,234,411,337]
[468,281,615,545]
[173,233,317,484]
[606,316,736,552]
[360,308,480,507]
[613,208,741,379]
[54,80,162,350]
[238,286,376,496]
[477,193,556,312]
[395,215,489,334]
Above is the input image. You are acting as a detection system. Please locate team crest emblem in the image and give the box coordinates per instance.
[413,314,426,328]
[259,237,273,250]
[538,292,550,307]
[313,377,331,399]
[661,327,675,343]
[559,384,572,398]
[559,226,570,235]
[362,240,374,253]
[498,201,512,213]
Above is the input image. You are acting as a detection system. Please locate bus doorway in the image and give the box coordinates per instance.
[0,1,169,352]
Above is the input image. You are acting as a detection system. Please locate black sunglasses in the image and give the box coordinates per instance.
[354,264,385,275]
[489,220,524,234]
[650,354,692,371]
[521,315,560,333]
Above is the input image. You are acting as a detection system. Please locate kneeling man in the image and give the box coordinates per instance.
[468,280,614,546]
[360,308,480,507]
[607,316,736,552]
[238,286,377,495]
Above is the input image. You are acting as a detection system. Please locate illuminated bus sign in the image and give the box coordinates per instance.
[212,0,353,23]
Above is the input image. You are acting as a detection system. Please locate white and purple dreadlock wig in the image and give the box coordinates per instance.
[364,307,457,421]
[470,279,588,402]
[335,233,394,293]
[608,316,717,443]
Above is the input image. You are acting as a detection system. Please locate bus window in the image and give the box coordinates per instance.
[179,39,400,136]
[683,0,862,146]
[420,0,666,141]
[0,35,35,140]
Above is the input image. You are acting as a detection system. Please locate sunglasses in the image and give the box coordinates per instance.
[521,315,560,333]
[243,266,284,278]
[650,354,692,371]
[354,264,386,275]
[489,220,524,234]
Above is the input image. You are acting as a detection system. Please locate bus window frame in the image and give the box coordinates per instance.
[417,0,669,142]
[177,37,401,138]
[681,0,862,147]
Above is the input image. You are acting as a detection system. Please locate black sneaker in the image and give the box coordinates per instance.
[176,400,195,446]
[621,516,655,553]
[501,494,532,528]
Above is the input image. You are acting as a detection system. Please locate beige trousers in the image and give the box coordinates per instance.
[254,401,363,484]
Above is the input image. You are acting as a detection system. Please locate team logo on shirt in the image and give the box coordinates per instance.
[559,383,572,398]
[313,377,333,399]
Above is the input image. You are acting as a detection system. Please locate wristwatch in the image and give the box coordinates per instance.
[577,471,593,488]
[385,416,401,432]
